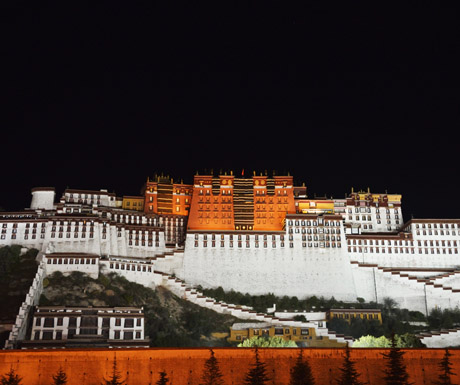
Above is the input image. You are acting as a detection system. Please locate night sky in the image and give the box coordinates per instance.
[1,3,458,219]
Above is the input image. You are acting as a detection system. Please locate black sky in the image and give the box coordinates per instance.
[1,2,459,219]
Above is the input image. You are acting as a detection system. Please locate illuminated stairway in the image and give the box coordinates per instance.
[232,178,254,230]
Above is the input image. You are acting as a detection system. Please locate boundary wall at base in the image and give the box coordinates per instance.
[0,348,459,385]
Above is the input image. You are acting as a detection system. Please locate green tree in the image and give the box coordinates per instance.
[238,336,297,348]
[156,371,169,385]
[0,368,22,385]
[336,344,363,385]
[243,348,270,385]
[395,333,423,348]
[200,349,224,385]
[433,349,456,385]
[102,358,125,385]
[52,367,67,385]
[289,349,315,385]
[382,335,412,385]
[353,335,391,348]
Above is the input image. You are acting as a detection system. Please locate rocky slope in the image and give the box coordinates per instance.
[40,271,241,347]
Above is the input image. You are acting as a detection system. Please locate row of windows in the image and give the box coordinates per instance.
[348,247,458,255]
[113,331,142,339]
[287,220,341,227]
[110,262,153,272]
[33,330,142,340]
[348,208,399,214]
[195,240,342,248]
[1,234,45,240]
[415,223,459,229]
[196,234,284,241]
[199,189,233,195]
[47,258,96,265]
[53,226,93,232]
[68,193,111,199]
[416,230,457,236]
[147,187,192,195]
[349,238,459,247]
[2,228,46,234]
[199,197,232,203]
[2,223,46,228]
[52,220,95,226]
[23,234,45,240]
[333,313,379,319]
[124,201,143,206]
[289,228,341,234]
[128,240,160,247]
[51,232,94,238]
[349,239,412,246]
[348,216,400,225]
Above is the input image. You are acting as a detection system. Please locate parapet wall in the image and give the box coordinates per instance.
[0,348,459,385]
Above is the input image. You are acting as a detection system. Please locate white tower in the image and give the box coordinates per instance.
[30,187,55,210]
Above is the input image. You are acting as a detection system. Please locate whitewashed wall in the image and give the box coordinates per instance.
[181,233,358,301]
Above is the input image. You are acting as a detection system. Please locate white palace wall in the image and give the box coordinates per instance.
[181,233,358,301]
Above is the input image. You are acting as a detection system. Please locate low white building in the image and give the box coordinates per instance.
[23,306,149,348]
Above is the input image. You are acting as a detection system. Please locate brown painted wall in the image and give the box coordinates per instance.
[0,348,459,385]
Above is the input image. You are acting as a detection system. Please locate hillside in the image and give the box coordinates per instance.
[0,246,39,346]
[40,271,242,347]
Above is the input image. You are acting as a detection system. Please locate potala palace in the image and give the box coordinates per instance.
[2,172,460,348]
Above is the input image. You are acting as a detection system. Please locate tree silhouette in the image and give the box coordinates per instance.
[243,348,270,385]
[156,371,169,385]
[382,334,412,385]
[433,349,456,385]
[200,349,224,385]
[52,367,68,385]
[289,349,315,385]
[102,357,125,385]
[0,368,22,385]
[336,344,363,385]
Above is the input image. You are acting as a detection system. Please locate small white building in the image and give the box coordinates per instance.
[23,306,149,348]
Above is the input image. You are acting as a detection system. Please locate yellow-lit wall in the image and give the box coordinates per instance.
[228,326,346,347]
[298,200,334,214]
[122,196,144,211]
[327,310,382,324]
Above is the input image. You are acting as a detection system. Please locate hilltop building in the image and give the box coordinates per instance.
[2,170,460,349]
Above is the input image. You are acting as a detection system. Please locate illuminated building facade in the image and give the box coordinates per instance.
[227,322,349,347]
[143,175,192,216]
[187,172,297,232]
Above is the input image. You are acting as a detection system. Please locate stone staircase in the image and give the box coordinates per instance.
[417,328,460,348]
[103,255,352,345]
[158,271,352,345]
[350,261,460,311]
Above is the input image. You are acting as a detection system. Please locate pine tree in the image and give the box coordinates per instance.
[382,334,412,385]
[102,357,125,385]
[289,349,315,385]
[200,349,224,385]
[52,367,68,385]
[336,344,363,385]
[0,368,22,385]
[434,349,456,385]
[243,348,270,385]
[156,371,169,385]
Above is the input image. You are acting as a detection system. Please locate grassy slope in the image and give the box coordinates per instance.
[0,246,39,347]
[0,246,40,322]
[40,271,241,347]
